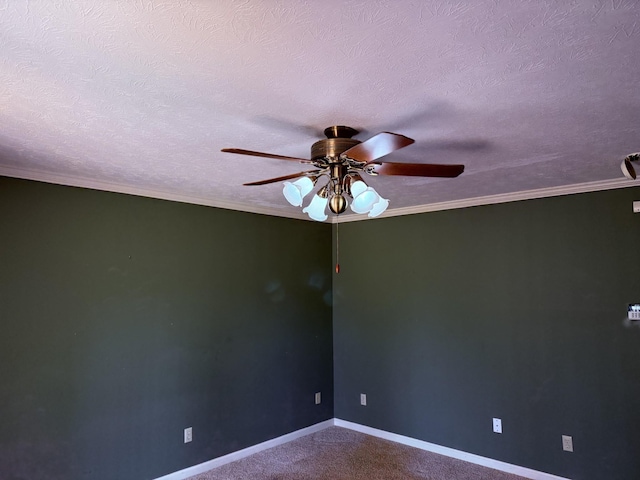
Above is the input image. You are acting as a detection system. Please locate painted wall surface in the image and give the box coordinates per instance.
[333,187,640,480]
[0,177,333,480]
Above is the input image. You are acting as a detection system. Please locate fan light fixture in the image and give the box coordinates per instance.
[285,176,389,221]
[302,186,329,222]
[222,125,465,223]
[349,180,389,217]
[283,176,315,206]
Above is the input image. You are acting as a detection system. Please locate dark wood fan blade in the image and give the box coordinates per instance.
[222,148,313,164]
[243,170,321,186]
[341,132,414,163]
[372,162,464,178]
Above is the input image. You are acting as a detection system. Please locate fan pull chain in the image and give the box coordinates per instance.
[335,215,340,274]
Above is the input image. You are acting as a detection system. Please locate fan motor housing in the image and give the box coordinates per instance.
[311,126,361,161]
[311,138,360,161]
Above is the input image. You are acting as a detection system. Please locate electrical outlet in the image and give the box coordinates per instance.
[492,418,502,434]
[184,427,192,443]
[633,201,640,213]
[562,435,573,452]
[315,392,321,404]
[360,393,367,406]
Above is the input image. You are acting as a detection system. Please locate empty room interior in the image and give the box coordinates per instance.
[1,2,640,480]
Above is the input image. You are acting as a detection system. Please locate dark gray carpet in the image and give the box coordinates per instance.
[188,427,529,480]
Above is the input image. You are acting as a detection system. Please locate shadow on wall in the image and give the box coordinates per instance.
[264,270,332,306]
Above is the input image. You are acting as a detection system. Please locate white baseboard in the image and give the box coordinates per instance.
[154,418,570,480]
[153,419,334,480]
[334,419,570,480]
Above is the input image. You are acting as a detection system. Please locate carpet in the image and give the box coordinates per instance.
[187,426,529,479]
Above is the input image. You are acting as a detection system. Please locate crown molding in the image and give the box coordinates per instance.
[0,165,310,221]
[1,165,636,224]
[332,178,638,223]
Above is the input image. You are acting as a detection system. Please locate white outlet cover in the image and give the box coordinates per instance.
[492,418,502,434]
[184,427,193,443]
[633,201,640,213]
[360,393,367,406]
[562,435,573,452]
[315,392,321,404]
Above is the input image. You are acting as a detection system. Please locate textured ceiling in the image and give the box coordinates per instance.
[1,0,639,221]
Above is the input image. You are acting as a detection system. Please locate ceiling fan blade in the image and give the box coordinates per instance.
[243,170,322,186]
[341,132,415,163]
[371,162,464,178]
[222,148,313,164]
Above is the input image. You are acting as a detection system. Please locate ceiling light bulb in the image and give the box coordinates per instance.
[283,177,315,206]
[303,193,328,221]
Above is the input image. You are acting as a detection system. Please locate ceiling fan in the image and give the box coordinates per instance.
[222,125,464,221]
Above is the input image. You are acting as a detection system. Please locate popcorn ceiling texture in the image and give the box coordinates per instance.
[1,1,639,218]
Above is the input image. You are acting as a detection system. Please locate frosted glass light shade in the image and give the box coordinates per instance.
[283,177,314,206]
[303,194,328,221]
[350,180,367,198]
[351,183,381,214]
[368,197,389,217]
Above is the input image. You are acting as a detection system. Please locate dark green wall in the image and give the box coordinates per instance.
[333,187,640,480]
[0,176,333,480]
[4,175,640,480]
